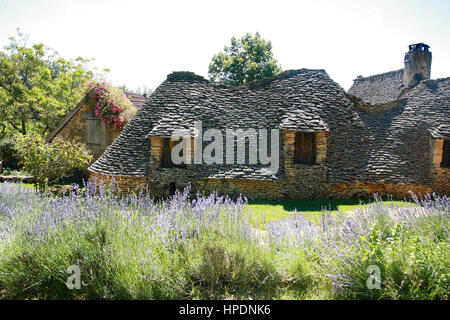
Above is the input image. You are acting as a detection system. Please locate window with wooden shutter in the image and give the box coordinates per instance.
[294,132,316,164]
[442,139,450,168]
[87,118,106,146]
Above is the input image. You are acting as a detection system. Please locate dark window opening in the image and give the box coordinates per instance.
[161,138,172,168]
[161,138,185,168]
[441,140,450,168]
[169,182,176,196]
[294,132,316,165]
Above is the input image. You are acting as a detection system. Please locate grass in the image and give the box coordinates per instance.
[0,169,30,177]
[246,198,415,228]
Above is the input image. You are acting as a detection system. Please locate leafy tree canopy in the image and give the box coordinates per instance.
[208,32,282,86]
[0,30,102,138]
[118,84,153,97]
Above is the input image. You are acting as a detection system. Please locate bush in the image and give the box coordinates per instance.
[0,138,21,171]
[309,198,450,300]
[14,134,92,190]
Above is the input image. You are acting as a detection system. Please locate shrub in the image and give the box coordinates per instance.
[0,138,21,171]
[14,134,92,190]
[307,197,449,300]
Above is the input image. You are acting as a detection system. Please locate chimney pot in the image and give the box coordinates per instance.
[403,43,432,88]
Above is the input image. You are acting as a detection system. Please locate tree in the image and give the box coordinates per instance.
[208,32,282,86]
[0,30,99,137]
[15,133,92,190]
[117,84,153,97]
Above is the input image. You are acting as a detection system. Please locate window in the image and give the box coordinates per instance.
[442,139,450,168]
[161,138,171,168]
[294,132,316,164]
[161,138,185,168]
[87,118,106,146]
[169,182,176,195]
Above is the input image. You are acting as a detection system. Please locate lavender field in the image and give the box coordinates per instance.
[0,181,448,299]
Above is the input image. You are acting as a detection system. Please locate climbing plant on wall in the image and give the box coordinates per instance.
[86,82,136,129]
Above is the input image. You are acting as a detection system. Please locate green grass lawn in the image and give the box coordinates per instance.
[246,198,415,228]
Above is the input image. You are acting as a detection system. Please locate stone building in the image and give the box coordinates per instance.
[88,43,449,199]
[46,90,147,160]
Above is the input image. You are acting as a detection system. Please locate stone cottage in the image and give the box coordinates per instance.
[46,90,147,160]
[88,43,449,199]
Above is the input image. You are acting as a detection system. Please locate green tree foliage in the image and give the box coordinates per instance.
[0,137,20,170]
[118,84,153,97]
[135,85,153,97]
[15,133,92,190]
[208,32,282,86]
[0,30,97,137]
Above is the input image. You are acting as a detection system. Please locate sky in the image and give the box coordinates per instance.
[0,0,449,91]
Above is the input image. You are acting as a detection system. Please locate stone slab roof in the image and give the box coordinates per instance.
[89,70,450,187]
[89,69,353,180]
[336,77,450,186]
[196,164,281,181]
[348,69,406,105]
[124,91,147,110]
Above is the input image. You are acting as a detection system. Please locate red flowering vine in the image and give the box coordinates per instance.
[86,82,135,129]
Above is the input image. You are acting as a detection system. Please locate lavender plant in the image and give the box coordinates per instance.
[0,181,448,299]
[265,193,449,299]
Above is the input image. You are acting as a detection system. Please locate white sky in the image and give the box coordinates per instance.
[0,0,449,91]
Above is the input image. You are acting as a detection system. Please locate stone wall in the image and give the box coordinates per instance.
[329,182,432,199]
[89,172,147,194]
[140,129,446,200]
[280,130,329,199]
[89,171,442,201]
[89,130,448,201]
[147,137,197,197]
[432,138,450,195]
[196,180,434,200]
[196,179,282,200]
[144,131,331,199]
[56,93,122,161]
[146,130,312,200]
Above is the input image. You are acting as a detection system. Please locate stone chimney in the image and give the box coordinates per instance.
[403,43,432,88]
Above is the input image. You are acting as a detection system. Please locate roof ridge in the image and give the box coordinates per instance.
[420,76,450,84]
[164,68,328,88]
[166,71,208,82]
[124,91,146,98]
[248,69,327,87]
[353,68,404,82]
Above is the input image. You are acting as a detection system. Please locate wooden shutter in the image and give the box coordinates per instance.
[442,140,450,168]
[87,118,106,146]
[294,132,316,164]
